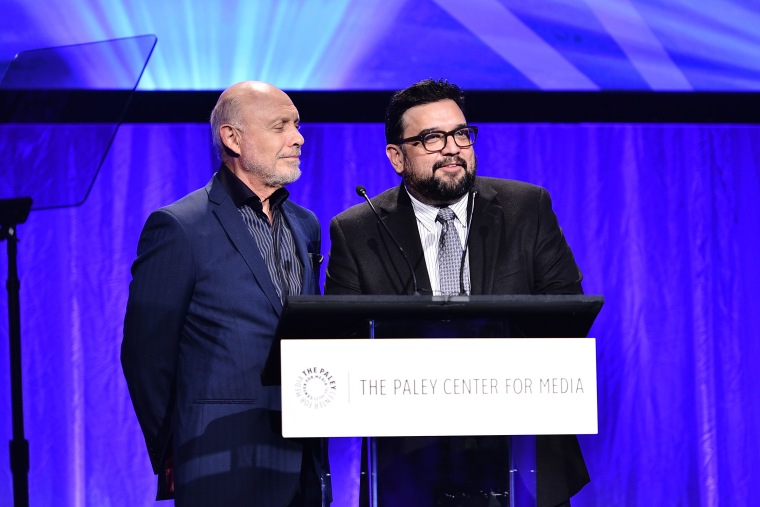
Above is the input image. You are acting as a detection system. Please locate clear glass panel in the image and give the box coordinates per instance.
[0,35,157,209]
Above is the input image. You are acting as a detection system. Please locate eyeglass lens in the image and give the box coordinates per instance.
[422,128,476,151]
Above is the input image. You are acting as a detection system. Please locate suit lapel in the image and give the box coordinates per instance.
[373,182,505,296]
[468,182,505,295]
[378,186,433,295]
[206,177,284,315]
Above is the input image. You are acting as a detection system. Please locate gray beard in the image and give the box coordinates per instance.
[242,161,301,188]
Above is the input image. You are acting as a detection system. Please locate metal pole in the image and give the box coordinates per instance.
[6,223,30,507]
[1,197,32,507]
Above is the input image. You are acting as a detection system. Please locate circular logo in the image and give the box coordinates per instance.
[294,367,337,409]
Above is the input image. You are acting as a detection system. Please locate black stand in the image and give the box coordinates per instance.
[0,36,156,504]
[1,197,32,507]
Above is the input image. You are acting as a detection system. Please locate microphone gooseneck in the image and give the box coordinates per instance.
[459,190,477,296]
[355,186,420,295]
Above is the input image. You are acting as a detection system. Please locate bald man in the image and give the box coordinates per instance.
[122,82,329,506]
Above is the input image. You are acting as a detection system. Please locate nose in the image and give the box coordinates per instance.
[291,126,304,147]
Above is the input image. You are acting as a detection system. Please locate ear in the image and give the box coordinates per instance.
[220,125,241,157]
[386,144,405,176]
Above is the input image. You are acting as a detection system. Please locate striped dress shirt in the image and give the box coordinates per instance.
[217,166,303,302]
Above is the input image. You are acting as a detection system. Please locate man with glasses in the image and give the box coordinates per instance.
[325,79,587,506]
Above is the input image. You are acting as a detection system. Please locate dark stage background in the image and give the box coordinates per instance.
[0,119,759,506]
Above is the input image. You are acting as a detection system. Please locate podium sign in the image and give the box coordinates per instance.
[281,337,597,438]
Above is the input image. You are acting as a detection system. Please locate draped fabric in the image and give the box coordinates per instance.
[0,123,758,506]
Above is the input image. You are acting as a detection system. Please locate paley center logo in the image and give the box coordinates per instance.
[294,366,337,409]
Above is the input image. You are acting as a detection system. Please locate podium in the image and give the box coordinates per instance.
[269,294,603,507]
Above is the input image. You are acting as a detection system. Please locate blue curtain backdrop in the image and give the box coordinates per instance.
[0,122,759,506]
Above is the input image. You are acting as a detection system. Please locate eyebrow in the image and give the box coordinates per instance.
[272,116,300,126]
[413,123,469,136]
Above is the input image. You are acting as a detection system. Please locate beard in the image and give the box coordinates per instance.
[403,154,477,203]
[241,154,301,188]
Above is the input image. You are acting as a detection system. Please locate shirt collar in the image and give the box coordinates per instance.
[216,164,290,212]
[405,186,470,231]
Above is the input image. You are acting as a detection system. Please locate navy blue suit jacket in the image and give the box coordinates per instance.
[122,172,324,505]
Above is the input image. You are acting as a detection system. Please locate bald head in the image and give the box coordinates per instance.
[210,81,295,160]
[210,81,304,196]
[219,81,290,104]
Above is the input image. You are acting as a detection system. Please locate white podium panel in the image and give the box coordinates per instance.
[280,338,597,438]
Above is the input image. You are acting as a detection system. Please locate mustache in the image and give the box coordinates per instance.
[279,150,301,158]
[433,156,467,171]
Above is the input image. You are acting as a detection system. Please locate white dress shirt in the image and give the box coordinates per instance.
[406,188,471,295]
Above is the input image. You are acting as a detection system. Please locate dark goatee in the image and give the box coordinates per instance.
[405,155,477,203]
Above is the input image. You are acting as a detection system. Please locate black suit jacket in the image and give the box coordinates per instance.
[326,177,582,296]
[325,177,588,507]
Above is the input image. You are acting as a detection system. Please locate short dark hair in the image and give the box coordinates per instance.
[384,78,466,144]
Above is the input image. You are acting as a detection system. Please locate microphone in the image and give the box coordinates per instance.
[355,185,420,295]
[459,190,477,296]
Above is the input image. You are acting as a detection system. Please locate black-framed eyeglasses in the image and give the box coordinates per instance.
[396,126,478,153]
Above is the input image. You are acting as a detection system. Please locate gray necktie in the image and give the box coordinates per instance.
[436,207,463,295]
